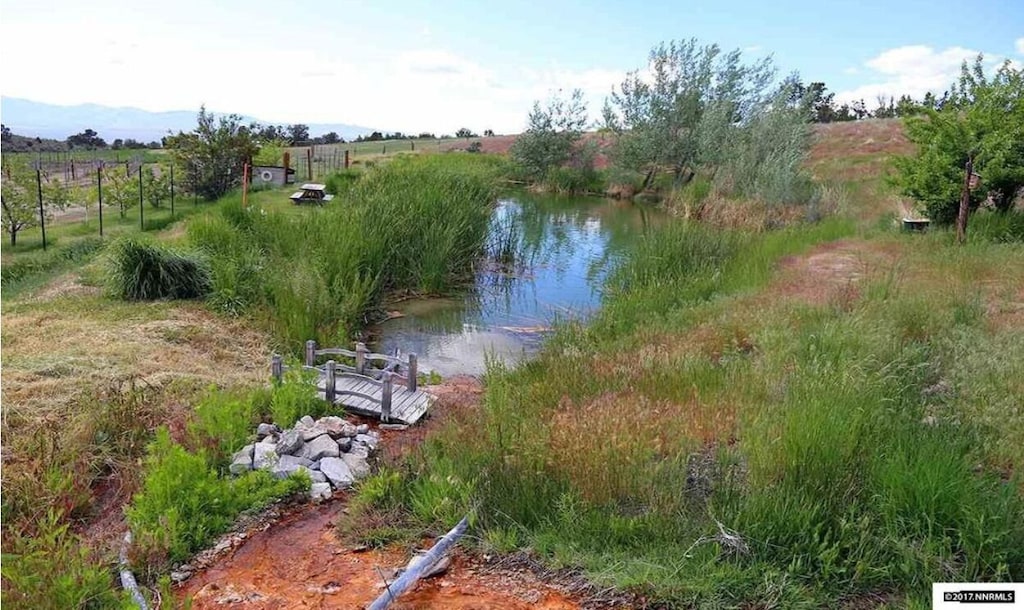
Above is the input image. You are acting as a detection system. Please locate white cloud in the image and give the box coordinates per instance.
[835,45,1013,105]
[1016,37,1024,55]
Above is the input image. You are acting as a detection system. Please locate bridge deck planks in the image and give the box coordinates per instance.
[324,376,434,425]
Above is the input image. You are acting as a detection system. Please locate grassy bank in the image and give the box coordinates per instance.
[363,209,1024,607]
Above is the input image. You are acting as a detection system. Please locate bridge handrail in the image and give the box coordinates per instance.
[271,353,397,422]
[302,340,418,392]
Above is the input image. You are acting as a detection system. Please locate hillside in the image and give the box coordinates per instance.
[0,97,378,143]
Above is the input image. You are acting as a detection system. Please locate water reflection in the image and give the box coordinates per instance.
[375,192,664,376]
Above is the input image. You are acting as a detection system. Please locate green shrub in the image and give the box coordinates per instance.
[970,210,1024,242]
[128,428,307,571]
[269,371,332,428]
[187,388,259,467]
[1,509,123,610]
[106,237,211,300]
[324,168,362,195]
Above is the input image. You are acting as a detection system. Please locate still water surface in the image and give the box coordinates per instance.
[375,192,664,376]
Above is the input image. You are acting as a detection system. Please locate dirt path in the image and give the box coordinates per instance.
[176,501,580,610]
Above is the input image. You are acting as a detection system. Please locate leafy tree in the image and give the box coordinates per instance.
[112,138,124,150]
[67,128,107,149]
[1,162,73,245]
[602,39,777,190]
[321,131,341,144]
[455,127,477,138]
[97,166,138,218]
[286,124,310,145]
[893,57,1023,224]
[509,89,588,180]
[165,107,260,200]
[1,124,11,142]
[417,132,436,139]
[143,165,171,208]
[484,129,495,137]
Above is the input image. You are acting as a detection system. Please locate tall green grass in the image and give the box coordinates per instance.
[189,154,500,353]
[106,237,211,300]
[372,220,1024,607]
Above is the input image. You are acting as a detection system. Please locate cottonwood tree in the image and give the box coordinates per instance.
[509,88,588,180]
[602,40,816,204]
[166,107,260,200]
[1,162,73,245]
[893,57,1023,224]
[602,40,776,191]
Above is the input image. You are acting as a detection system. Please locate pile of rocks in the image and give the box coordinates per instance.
[229,415,380,501]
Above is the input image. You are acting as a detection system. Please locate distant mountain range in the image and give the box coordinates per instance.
[0,97,377,143]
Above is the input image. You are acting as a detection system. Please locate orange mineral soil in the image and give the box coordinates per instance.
[177,501,580,610]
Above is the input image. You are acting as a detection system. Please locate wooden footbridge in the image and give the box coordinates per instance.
[271,341,434,425]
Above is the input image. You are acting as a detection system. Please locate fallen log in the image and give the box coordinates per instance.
[367,515,469,610]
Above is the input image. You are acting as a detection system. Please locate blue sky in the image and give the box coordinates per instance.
[1,0,1021,133]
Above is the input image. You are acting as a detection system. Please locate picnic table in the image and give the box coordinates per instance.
[289,183,335,205]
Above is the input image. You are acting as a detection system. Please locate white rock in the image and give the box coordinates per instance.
[229,444,255,475]
[272,455,313,479]
[355,433,379,452]
[301,424,330,441]
[319,457,355,488]
[337,437,352,453]
[297,415,316,429]
[275,429,304,455]
[256,423,279,439]
[300,434,340,461]
[253,441,278,470]
[355,424,370,435]
[342,453,371,479]
[309,470,327,483]
[309,482,333,501]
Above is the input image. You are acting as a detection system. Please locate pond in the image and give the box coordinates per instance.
[374,192,665,376]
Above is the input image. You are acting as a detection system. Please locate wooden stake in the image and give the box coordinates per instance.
[956,157,973,245]
[242,162,250,208]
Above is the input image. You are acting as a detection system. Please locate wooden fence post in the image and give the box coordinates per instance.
[380,371,392,422]
[305,340,317,367]
[307,147,313,180]
[271,354,283,382]
[407,353,418,392]
[355,342,367,375]
[325,360,336,402]
[344,150,349,169]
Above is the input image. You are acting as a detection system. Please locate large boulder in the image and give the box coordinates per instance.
[229,444,255,475]
[256,423,279,439]
[301,424,331,441]
[354,433,379,453]
[253,441,279,470]
[319,416,357,438]
[341,453,371,479]
[301,434,340,461]
[275,430,304,456]
[272,455,313,479]
[319,457,355,489]
[309,482,333,501]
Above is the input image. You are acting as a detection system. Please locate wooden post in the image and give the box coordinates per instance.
[956,157,973,245]
[241,162,249,208]
[407,353,418,391]
[35,166,46,251]
[97,165,104,237]
[271,354,283,382]
[380,371,392,422]
[170,164,175,217]
[71,158,76,180]
[355,342,367,375]
[344,150,349,169]
[138,165,144,230]
[305,339,317,367]
[306,147,313,180]
[325,360,337,402]
[283,151,291,183]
